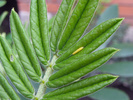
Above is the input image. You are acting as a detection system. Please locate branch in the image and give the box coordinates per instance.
[35,55,58,99]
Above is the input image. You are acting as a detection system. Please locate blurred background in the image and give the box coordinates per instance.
[0,0,133,100]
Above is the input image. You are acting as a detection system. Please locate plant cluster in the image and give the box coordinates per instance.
[0,0,123,100]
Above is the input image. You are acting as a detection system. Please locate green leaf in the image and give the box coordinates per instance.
[0,11,8,26]
[58,0,99,52]
[0,72,20,100]
[111,43,133,58]
[90,87,129,100]
[30,0,50,65]
[48,16,55,34]
[10,9,42,82]
[47,48,118,88]
[98,61,133,77]
[0,36,34,98]
[0,62,6,76]
[0,0,6,7]
[96,5,119,50]
[6,33,12,44]
[50,0,75,52]
[43,74,118,100]
[56,18,123,64]
[0,85,10,99]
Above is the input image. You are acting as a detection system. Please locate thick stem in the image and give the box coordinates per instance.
[35,55,58,99]
[35,67,53,99]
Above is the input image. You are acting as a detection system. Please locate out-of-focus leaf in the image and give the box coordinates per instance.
[0,72,20,100]
[100,0,111,3]
[96,5,118,25]
[111,43,133,58]
[50,0,75,52]
[0,11,8,26]
[97,61,133,77]
[90,87,129,100]
[30,0,50,65]
[10,9,42,82]
[58,0,99,52]
[0,0,6,7]
[43,74,118,100]
[47,48,118,88]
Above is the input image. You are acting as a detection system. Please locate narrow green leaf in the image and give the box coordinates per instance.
[90,87,129,100]
[48,16,55,34]
[47,48,118,88]
[0,63,6,76]
[96,4,119,50]
[10,9,42,82]
[43,74,118,100]
[0,73,20,100]
[50,0,75,52]
[0,11,8,26]
[30,0,50,65]
[98,61,133,77]
[6,33,12,45]
[0,85,10,99]
[0,36,34,98]
[56,18,123,64]
[58,0,99,52]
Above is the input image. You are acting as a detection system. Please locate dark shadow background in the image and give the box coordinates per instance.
[0,0,18,33]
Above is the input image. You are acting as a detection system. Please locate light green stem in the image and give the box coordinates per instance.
[35,55,58,99]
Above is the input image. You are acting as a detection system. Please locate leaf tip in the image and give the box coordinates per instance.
[112,75,119,79]
[11,8,17,16]
[11,8,15,12]
[110,48,120,53]
[116,49,120,52]
[116,18,124,23]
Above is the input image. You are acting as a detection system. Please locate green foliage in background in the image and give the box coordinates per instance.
[0,0,8,34]
[0,0,6,7]
[100,0,111,3]
[0,0,8,26]
[0,0,123,100]
[90,87,129,100]
[0,11,8,26]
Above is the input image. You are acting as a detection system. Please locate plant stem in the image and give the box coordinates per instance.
[35,67,53,99]
[35,55,58,99]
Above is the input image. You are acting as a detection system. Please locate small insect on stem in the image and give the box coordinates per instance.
[72,47,84,55]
